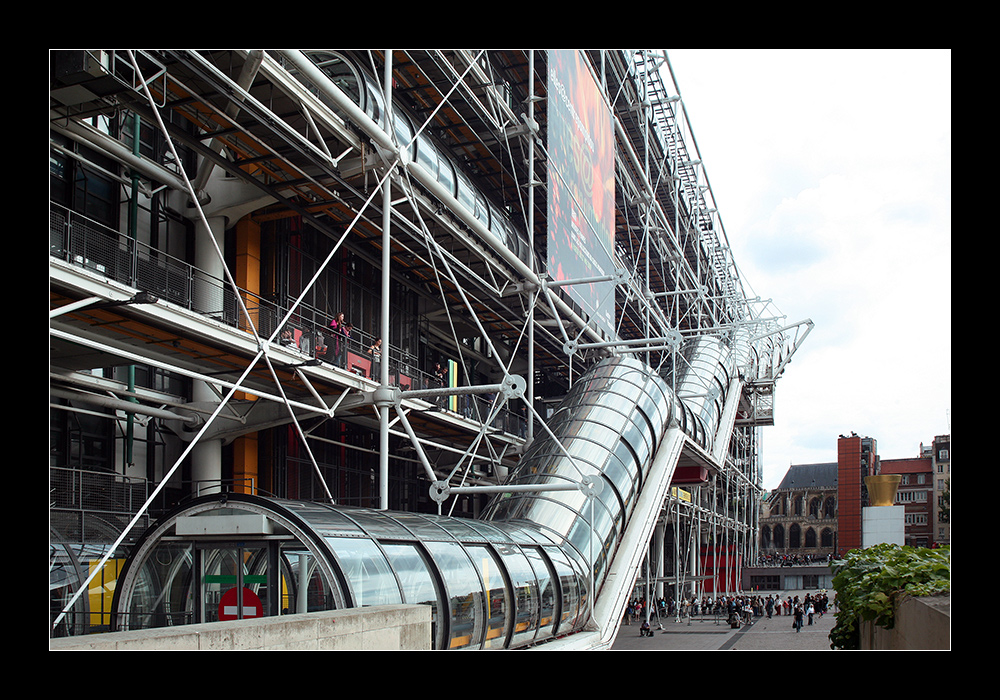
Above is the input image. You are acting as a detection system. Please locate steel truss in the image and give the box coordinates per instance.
[49,49,810,631]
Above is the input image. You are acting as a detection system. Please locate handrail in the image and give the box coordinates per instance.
[49,202,525,436]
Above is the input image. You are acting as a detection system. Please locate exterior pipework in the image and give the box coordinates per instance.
[285,51,538,274]
[109,50,783,648]
[481,355,673,593]
[112,334,759,649]
[669,335,737,453]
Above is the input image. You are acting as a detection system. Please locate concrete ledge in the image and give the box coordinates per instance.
[861,593,950,650]
[50,604,432,651]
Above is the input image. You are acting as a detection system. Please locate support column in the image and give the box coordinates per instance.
[654,519,665,600]
[234,217,261,494]
[379,51,393,510]
[192,215,227,494]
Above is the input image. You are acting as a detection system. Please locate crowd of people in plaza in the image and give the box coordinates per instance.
[756,552,835,567]
[624,590,833,632]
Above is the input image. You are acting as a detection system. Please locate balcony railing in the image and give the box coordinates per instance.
[50,202,525,437]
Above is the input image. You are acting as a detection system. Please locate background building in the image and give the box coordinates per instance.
[930,435,951,546]
[836,433,878,556]
[756,432,951,571]
[49,50,812,647]
[761,462,837,562]
[880,454,933,548]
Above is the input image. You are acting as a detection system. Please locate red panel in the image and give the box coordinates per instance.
[346,351,371,377]
[671,466,709,485]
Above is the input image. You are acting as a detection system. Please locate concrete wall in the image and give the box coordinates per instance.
[50,604,432,651]
[861,594,950,650]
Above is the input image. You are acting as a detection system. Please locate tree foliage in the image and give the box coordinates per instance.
[828,543,950,650]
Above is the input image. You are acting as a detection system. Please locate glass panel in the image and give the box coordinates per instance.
[467,545,509,648]
[279,500,367,538]
[326,537,401,607]
[200,548,236,623]
[436,155,455,196]
[473,190,489,225]
[382,543,442,649]
[309,51,362,110]
[462,519,516,544]
[363,74,385,128]
[487,203,504,242]
[415,133,438,178]
[392,107,415,159]
[544,545,581,635]
[505,494,580,537]
[424,540,485,649]
[337,509,414,540]
[281,543,337,615]
[495,543,540,648]
[124,542,194,629]
[387,511,454,540]
[523,546,557,640]
[455,170,477,215]
[435,517,489,543]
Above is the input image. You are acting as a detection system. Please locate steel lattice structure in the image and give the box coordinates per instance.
[49,50,810,646]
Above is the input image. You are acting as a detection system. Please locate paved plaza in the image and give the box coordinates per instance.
[611,591,837,651]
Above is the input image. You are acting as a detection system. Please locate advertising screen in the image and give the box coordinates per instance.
[547,49,616,339]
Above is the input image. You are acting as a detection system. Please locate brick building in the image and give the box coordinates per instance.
[836,434,878,556]
[880,454,933,548]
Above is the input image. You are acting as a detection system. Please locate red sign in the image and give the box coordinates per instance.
[218,586,263,621]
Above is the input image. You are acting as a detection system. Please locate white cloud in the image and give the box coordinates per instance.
[665,49,951,489]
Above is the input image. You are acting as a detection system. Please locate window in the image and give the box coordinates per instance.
[326,537,401,607]
[424,541,486,650]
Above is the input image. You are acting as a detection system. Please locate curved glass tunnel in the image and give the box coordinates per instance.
[111,492,590,650]
[113,344,744,649]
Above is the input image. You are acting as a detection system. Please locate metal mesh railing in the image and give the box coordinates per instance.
[50,466,149,518]
[50,202,526,436]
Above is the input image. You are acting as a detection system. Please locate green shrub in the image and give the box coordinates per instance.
[829,543,950,650]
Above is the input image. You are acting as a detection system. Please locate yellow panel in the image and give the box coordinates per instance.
[88,558,124,627]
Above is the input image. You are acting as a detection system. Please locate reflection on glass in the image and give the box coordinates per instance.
[545,545,581,634]
[281,548,336,614]
[125,542,194,629]
[495,543,540,648]
[326,537,401,607]
[467,545,509,648]
[382,543,442,649]
[424,540,484,649]
[523,546,556,640]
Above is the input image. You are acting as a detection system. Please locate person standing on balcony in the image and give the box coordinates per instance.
[368,338,382,380]
[330,312,346,367]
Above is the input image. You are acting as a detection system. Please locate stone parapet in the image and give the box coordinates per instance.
[50,604,432,651]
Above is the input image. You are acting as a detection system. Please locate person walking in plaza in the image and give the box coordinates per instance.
[793,604,804,632]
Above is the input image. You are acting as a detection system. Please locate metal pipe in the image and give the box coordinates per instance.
[448,482,581,495]
[277,49,605,348]
[379,50,393,511]
[527,51,537,443]
[191,50,264,200]
[401,377,523,401]
[50,387,198,425]
[393,406,439,484]
[50,114,189,193]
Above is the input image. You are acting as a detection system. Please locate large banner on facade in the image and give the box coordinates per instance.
[547,49,616,339]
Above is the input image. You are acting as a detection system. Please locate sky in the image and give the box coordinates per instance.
[662,49,952,490]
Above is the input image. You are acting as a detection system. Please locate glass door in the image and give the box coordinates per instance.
[197,543,274,623]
